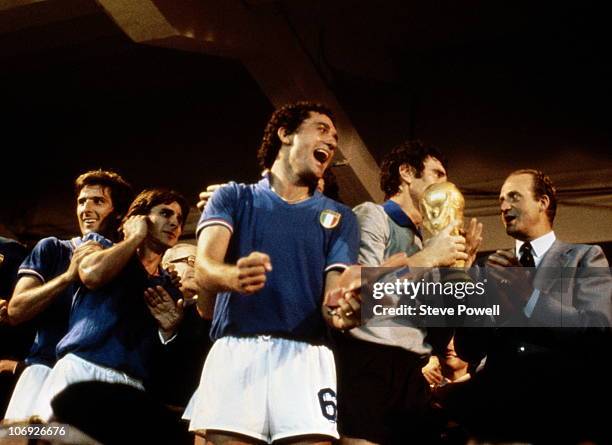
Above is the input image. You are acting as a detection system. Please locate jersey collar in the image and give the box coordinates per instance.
[382,200,422,241]
[259,173,321,202]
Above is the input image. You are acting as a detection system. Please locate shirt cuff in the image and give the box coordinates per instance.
[158,329,177,345]
[523,288,541,318]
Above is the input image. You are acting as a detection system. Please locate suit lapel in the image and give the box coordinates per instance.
[534,240,571,293]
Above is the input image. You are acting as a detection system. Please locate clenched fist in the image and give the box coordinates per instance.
[65,240,103,282]
[232,252,272,294]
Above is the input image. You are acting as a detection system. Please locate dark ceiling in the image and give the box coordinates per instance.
[0,12,271,241]
[1,0,610,245]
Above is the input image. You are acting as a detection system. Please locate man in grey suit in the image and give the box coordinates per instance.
[487,169,611,327]
[451,169,611,443]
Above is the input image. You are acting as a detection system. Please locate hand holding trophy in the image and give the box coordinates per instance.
[420,182,475,282]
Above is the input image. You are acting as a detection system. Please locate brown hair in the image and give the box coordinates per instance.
[380,140,448,199]
[508,169,557,224]
[123,189,189,229]
[257,102,335,170]
[74,170,133,218]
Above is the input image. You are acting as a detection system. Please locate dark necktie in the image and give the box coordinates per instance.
[519,242,535,267]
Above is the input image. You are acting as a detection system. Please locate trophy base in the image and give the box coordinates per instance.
[441,267,472,283]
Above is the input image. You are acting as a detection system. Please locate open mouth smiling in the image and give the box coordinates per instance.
[82,216,97,225]
[503,213,517,225]
[313,148,330,164]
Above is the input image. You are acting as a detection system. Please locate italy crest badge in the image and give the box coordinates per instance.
[319,210,341,229]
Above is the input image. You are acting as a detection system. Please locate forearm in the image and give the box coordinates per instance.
[195,225,244,303]
[321,270,342,328]
[195,258,238,294]
[194,259,237,319]
[8,273,72,324]
[405,249,435,268]
[79,235,142,289]
[195,289,216,320]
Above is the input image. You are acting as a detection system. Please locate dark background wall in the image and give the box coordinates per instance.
[0,1,610,251]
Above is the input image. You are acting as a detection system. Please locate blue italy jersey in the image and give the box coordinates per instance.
[17,237,77,366]
[17,232,109,367]
[196,175,359,341]
[56,235,180,381]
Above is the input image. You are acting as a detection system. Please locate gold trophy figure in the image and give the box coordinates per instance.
[420,181,470,279]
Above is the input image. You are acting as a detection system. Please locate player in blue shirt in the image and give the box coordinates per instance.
[4,170,133,420]
[190,102,361,444]
[34,188,189,420]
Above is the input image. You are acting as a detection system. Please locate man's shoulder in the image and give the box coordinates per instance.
[31,236,72,252]
[217,180,249,195]
[552,240,601,255]
[218,180,260,202]
[547,240,609,267]
[352,201,388,227]
[353,200,383,214]
[203,181,255,215]
[82,232,113,248]
[317,195,357,225]
[17,237,72,280]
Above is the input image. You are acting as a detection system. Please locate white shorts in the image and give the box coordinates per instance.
[182,390,197,421]
[188,336,339,443]
[34,353,144,421]
[4,363,51,420]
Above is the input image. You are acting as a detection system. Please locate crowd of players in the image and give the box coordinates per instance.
[1,101,611,445]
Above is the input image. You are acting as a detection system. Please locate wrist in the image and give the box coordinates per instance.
[228,266,243,293]
[129,231,146,241]
[407,251,434,268]
[59,271,76,286]
[125,232,146,246]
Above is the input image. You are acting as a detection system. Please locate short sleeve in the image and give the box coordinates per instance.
[325,207,360,272]
[195,183,240,240]
[353,202,389,266]
[17,237,61,283]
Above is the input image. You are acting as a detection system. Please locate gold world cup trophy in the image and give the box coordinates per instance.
[420,181,471,282]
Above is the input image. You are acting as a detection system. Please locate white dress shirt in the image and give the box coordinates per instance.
[516,231,556,317]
